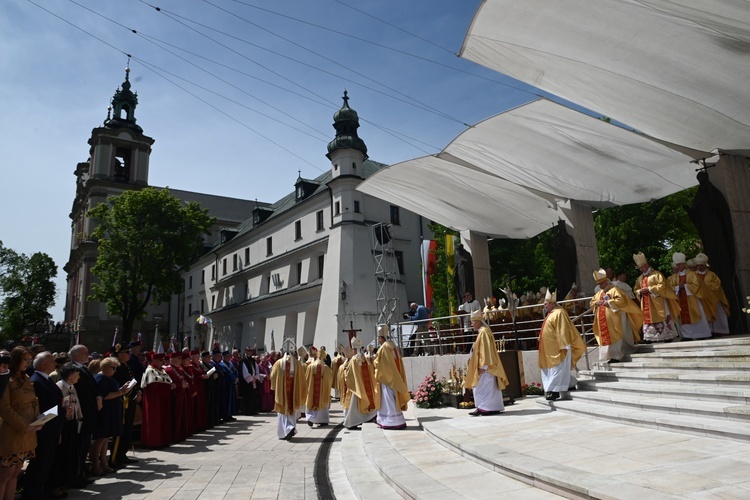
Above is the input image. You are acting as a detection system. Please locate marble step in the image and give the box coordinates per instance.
[647,336,750,351]
[577,379,750,404]
[579,368,750,386]
[360,405,561,500]
[631,350,750,361]
[565,388,750,422]
[611,360,750,371]
[536,398,750,442]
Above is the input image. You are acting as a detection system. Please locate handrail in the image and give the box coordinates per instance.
[393,296,595,356]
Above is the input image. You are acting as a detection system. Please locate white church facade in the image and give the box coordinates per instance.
[65,71,431,352]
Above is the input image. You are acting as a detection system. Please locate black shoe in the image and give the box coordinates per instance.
[307,420,313,427]
[468,410,480,416]
[318,423,329,427]
[545,392,560,401]
[226,417,237,422]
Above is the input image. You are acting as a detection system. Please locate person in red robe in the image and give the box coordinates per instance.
[258,352,274,412]
[139,353,174,447]
[164,352,188,443]
[180,354,197,437]
[189,350,208,432]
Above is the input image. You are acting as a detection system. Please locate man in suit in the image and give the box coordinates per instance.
[69,344,101,488]
[23,352,66,499]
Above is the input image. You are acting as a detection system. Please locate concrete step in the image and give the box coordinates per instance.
[334,422,403,499]
[631,350,750,362]
[358,405,561,499]
[564,388,750,422]
[536,398,750,442]
[577,379,750,404]
[640,335,750,352]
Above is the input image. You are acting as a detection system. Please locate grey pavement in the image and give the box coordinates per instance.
[65,408,346,500]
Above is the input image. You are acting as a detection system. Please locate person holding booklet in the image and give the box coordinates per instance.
[0,346,39,500]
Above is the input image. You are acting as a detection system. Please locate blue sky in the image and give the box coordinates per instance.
[0,0,548,321]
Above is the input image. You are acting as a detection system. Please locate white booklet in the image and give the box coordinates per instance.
[30,405,58,428]
[206,367,216,376]
[126,378,138,390]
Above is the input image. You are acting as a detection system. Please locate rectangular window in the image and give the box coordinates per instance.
[395,250,404,275]
[189,276,193,289]
[222,258,227,275]
[334,201,341,216]
[295,220,302,241]
[188,303,192,315]
[354,200,360,213]
[297,262,303,285]
[318,255,325,279]
[233,254,238,271]
[245,247,250,265]
[201,270,205,284]
[211,265,216,281]
[390,205,400,225]
[266,275,271,293]
[200,299,204,313]
[211,295,216,310]
[266,237,273,256]
[316,210,324,231]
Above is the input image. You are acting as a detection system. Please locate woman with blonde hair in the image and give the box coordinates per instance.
[0,347,39,500]
[91,357,128,475]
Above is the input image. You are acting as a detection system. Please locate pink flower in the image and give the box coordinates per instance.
[430,387,435,391]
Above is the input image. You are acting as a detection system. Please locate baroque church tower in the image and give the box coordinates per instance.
[64,66,155,340]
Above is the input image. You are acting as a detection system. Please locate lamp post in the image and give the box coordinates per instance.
[153,314,162,352]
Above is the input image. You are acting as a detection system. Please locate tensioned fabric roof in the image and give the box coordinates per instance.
[357,99,696,238]
[460,0,750,156]
[355,154,569,239]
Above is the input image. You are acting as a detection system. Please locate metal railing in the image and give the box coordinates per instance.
[393,297,596,357]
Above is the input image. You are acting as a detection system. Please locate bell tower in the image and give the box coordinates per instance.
[64,63,155,345]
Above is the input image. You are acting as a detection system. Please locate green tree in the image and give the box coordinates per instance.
[88,188,215,344]
[594,187,699,284]
[0,241,57,342]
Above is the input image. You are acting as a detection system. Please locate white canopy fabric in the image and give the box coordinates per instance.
[358,99,696,238]
[442,98,697,207]
[357,155,568,239]
[460,0,750,155]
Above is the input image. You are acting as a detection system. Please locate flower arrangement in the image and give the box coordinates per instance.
[522,382,544,396]
[413,372,444,408]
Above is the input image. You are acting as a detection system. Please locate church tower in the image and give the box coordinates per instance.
[314,92,381,348]
[64,66,155,344]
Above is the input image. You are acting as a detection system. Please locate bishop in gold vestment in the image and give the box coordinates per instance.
[465,310,508,415]
[374,326,409,429]
[590,269,643,362]
[270,353,307,440]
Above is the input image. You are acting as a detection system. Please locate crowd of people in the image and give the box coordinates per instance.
[0,341,286,499]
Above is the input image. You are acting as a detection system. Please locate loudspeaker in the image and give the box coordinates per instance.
[373,223,391,245]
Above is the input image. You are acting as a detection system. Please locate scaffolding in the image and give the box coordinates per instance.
[372,222,400,326]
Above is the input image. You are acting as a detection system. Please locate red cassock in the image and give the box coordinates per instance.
[178,365,196,437]
[164,364,188,443]
[190,363,208,432]
[140,366,173,447]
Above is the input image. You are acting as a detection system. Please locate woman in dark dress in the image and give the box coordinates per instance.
[91,357,127,475]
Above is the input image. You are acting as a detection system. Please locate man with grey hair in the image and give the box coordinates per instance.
[69,344,101,487]
[23,352,65,499]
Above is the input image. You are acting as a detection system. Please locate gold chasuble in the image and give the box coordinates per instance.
[374,340,410,410]
[590,285,644,346]
[538,307,586,370]
[347,354,381,413]
[634,269,681,324]
[465,325,508,391]
[271,354,307,415]
[667,271,704,325]
[304,358,333,411]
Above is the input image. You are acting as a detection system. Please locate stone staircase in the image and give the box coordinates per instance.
[539,335,750,442]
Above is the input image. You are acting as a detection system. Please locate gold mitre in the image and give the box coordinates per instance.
[351,337,363,350]
[633,252,648,266]
[593,268,608,283]
[543,288,557,304]
[694,252,709,266]
[469,309,483,322]
[672,252,686,265]
[377,324,390,338]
